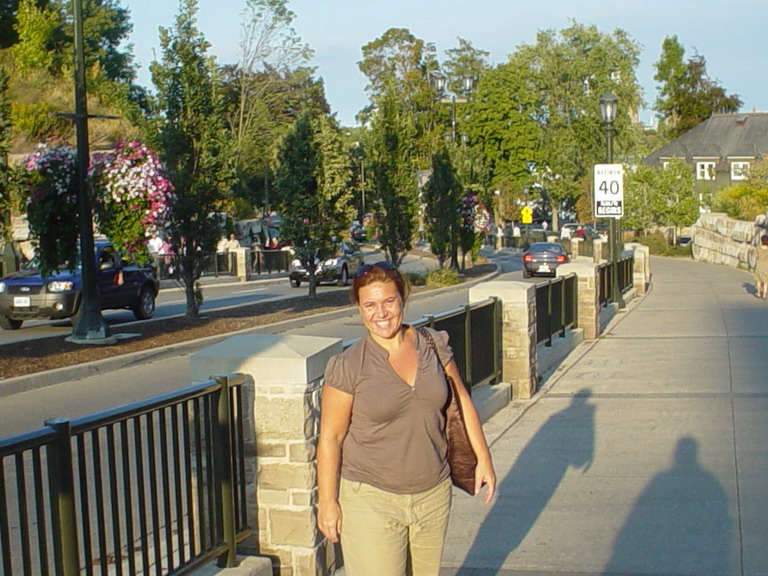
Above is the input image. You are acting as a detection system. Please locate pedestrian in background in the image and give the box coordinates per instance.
[754,234,768,299]
[317,262,496,576]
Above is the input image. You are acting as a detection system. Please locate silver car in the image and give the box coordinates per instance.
[289,241,364,287]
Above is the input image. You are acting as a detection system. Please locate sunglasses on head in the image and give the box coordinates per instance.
[354,261,397,279]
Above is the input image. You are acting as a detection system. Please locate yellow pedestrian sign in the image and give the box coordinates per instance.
[520,206,533,224]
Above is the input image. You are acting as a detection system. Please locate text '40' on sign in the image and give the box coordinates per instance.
[594,163,623,219]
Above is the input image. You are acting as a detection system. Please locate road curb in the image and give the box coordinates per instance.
[0,264,500,398]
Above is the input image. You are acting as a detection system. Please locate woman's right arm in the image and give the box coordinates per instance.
[317,385,353,543]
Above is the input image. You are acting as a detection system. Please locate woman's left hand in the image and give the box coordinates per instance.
[474,457,497,504]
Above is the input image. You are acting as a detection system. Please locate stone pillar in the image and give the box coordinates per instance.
[557,262,600,340]
[469,281,537,399]
[190,334,344,576]
[625,243,650,295]
[593,238,605,263]
[570,237,581,258]
[232,247,252,282]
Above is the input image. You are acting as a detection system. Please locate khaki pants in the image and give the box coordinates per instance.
[339,477,452,576]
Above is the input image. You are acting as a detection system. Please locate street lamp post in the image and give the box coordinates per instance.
[67,0,114,344]
[354,141,366,219]
[431,72,474,142]
[599,93,624,308]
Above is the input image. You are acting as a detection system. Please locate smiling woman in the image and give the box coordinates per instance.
[316,261,496,576]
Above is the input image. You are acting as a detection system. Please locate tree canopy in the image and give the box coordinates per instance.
[150,0,233,318]
[653,35,742,138]
[467,21,643,228]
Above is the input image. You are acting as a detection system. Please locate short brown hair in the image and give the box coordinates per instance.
[350,262,410,305]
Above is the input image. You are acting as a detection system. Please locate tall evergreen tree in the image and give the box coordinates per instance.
[274,113,353,298]
[423,147,461,268]
[0,66,11,244]
[367,84,418,266]
[150,0,233,319]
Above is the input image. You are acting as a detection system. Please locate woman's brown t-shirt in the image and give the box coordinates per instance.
[324,326,453,494]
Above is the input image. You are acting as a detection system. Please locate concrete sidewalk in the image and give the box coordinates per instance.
[439,256,768,575]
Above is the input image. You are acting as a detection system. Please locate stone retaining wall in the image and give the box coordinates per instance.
[691,212,768,270]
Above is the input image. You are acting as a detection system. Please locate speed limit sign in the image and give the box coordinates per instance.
[594,163,624,218]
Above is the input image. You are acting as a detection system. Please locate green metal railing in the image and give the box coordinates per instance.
[0,374,250,576]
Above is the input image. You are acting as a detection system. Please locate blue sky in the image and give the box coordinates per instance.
[126,0,767,127]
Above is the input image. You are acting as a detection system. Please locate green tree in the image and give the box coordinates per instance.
[654,36,742,138]
[150,0,233,319]
[0,65,11,243]
[423,147,461,268]
[10,0,60,74]
[467,22,643,230]
[442,37,489,97]
[6,0,145,151]
[358,27,440,164]
[464,60,540,220]
[358,27,437,104]
[226,0,314,214]
[625,158,697,238]
[274,113,353,298]
[367,84,418,266]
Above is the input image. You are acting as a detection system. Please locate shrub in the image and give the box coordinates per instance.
[635,232,692,257]
[403,271,426,286]
[425,267,460,287]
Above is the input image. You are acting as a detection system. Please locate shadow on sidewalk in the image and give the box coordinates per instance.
[454,389,596,574]
[601,437,731,575]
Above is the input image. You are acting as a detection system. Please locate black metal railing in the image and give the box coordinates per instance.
[153,249,291,281]
[418,298,502,391]
[535,273,578,346]
[597,255,634,307]
[342,298,503,393]
[0,374,250,576]
[251,250,290,274]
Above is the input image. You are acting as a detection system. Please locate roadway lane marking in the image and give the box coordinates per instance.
[232,288,267,295]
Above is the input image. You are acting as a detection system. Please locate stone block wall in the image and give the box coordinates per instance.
[469,281,538,399]
[691,212,767,270]
[190,334,344,576]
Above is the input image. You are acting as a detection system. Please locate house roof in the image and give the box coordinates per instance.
[644,112,768,165]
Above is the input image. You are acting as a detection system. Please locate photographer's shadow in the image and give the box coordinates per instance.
[602,436,731,575]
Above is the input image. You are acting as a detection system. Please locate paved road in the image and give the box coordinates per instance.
[0,248,507,437]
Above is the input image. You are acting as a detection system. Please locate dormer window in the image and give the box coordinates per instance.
[731,161,750,181]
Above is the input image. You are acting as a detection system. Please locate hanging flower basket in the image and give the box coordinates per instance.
[21,140,174,274]
[22,141,80,275]
[90,141,174,263]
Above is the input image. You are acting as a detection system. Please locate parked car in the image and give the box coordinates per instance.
[289,240,364,288]
[0,241,159,330]
[561,223,600,241]
[522,242,569,278]
[349,224,367,243]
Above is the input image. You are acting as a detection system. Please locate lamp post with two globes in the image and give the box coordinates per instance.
[599,93,624,308]
[431,73,475,142]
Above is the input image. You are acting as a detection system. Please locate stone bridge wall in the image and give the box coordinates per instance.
[691,212,768,270]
